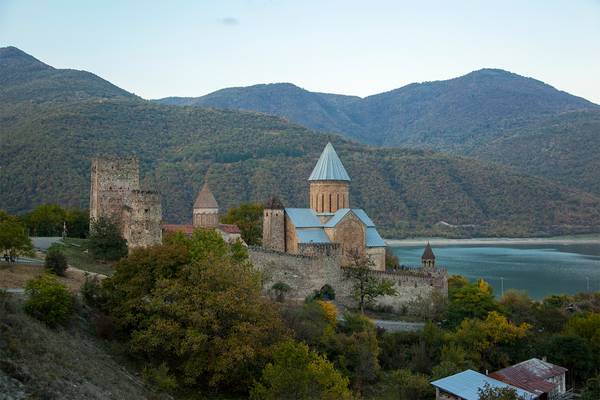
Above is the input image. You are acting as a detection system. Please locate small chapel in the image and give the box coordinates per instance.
[162,182,242,243]
[262,143,387,270]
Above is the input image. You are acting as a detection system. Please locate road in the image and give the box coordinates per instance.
[370,319,425,332]
[31,237,63,251]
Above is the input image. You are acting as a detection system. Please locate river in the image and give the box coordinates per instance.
[388,239,600,299]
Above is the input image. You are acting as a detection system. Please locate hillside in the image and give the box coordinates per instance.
[156,70,600,194]
[2,47,600,237]
[0,294,159,399]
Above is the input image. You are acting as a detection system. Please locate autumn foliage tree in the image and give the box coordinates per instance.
[103,229,289,393]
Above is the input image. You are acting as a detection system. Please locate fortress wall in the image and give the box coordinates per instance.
[122,190,162,250]
[249,247,448,313]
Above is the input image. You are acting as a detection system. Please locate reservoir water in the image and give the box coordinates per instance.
[390,242,600,299]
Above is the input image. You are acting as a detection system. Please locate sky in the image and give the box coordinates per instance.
[1,0,600,102]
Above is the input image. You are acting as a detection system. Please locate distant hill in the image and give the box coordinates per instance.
[2,46,600,238]
[155,69,600,193]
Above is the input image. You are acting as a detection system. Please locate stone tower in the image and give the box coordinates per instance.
[309,143,350,214]
[262,196,285,252]
[193,182,219,228]
[90,156,140,223]
[422,242,436,269]
[121,190,163,249]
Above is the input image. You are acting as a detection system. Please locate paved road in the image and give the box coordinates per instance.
[371,319,425,332]
[31,237,62,251]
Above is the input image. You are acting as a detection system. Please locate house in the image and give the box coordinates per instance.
[490,358,568,400]
[431,370,538,400]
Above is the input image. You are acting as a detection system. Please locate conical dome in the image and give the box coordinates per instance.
[422,242,435,260]
[194,182,218,209]
[308,143,351,181]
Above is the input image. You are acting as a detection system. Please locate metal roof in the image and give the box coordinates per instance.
[308,142,351,181]
[490,358,567,396]
[285,208,322,228]
[324,208,376,228]
[366,228,385,247]
[297,229,331,244]
[431,370,538,400]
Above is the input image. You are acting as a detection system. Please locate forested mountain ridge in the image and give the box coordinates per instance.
[3,46,600,238]
[156,69,600,194]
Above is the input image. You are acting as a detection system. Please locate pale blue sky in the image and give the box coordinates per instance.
[1,0,599,102]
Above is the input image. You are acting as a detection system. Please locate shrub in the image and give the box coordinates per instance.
[312,284,336,301]
[91,312,114,339]
[24,274,73,327]
[250,340,352,400]
[88,216,127,261]
[271,281,291,302]
[80,275,106,308]
[45,247,68,276]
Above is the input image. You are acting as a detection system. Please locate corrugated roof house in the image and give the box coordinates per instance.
[431,370,538,400]
[490,358,568,400]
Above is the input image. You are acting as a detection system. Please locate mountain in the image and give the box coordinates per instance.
[2,46,600,238]
[155,69,600,193]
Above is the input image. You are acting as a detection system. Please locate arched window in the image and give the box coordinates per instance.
[321,194,324,212]
[329,194,332,212]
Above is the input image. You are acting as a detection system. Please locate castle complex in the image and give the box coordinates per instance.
[90,156,162,250]
[90,146,447,312]
[250,143,448,312]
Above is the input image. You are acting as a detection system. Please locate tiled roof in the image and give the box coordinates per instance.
[162,224,194,235]
[366,227,385,247]
[297,229,331,244]
[431,370,538,400]
[219,224,241,234]
[308,142,351,181]
[490,358,567,396]
[285,208,322,228]
[194,182,218,209]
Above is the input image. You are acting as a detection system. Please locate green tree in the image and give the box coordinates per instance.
[343,251,396,313]
[478,383,526,400]
[391,369,435,400]
[545,335,594,384]
[88,216,127,261]
[65,208,89,238]
[23,203,66,236]
[220,202,263,245]
[250,340,352,400]
[103,235,288,393]
[24,274,73,327]
[447,279,498,326]
[581,375,600,400]
[451,311,530,370]
[45,246,68,276]
[0,213,33,259]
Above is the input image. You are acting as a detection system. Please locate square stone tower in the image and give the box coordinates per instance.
[121,190,162,249]
[90,156,140,223]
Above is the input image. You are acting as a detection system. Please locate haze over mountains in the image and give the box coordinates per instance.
[2,46,600,237]
[157,71,600,194]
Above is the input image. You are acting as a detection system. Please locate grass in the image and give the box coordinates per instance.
[56,238,115,276]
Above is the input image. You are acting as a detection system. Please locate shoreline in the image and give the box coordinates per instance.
[386,235,600,247]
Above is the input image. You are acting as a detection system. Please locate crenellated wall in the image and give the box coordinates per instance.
[248,247,448,313]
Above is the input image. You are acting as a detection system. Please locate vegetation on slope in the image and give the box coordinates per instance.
[157,69,600,195]
[3,47,600,237]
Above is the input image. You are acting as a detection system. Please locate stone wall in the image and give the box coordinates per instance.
[309,181,349,213]
[193,208,219,228]
[121,190,162,250]
[249,247,448,313]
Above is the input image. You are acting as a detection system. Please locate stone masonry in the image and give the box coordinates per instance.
[90,156,162,250]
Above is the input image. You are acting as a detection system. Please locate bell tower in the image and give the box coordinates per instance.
[421,242,436,269]
[308,143,350,214]
[193,182,219,228]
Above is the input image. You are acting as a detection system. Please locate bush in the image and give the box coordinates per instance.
[45,247,68,276]
[271,281,291,302]
[24,274,73,327]
[88,216,127,261]
[250,340,352,400]
[80,275,106,308]
[312,284,336,301]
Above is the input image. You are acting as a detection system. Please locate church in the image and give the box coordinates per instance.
[262,143,387,270]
